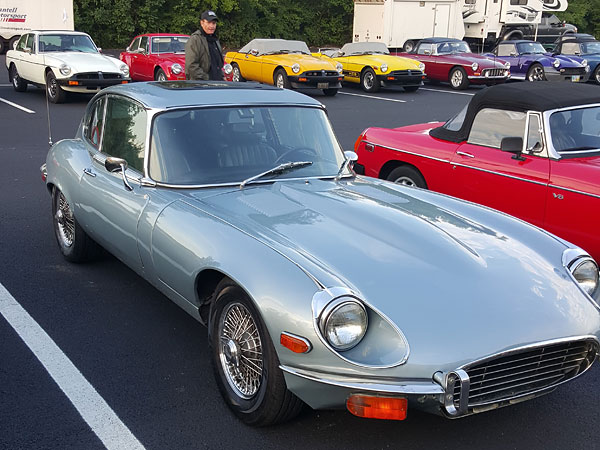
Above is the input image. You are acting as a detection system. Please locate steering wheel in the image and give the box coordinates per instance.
[274,147,317,164]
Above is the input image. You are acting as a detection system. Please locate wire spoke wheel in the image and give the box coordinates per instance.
[55,191,75,248]
[218,302,263,399]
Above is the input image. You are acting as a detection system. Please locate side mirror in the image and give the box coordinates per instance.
[24,47,32,54]
[501,137,526,160]
[126,46,130,52]
[510,52,517,57]
[250,49,259,56]
[97,47,102,53]
[105,157,133,191]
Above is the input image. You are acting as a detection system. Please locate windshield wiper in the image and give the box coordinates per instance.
[239,161,313,189]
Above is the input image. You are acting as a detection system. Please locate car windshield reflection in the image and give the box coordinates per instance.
[149,106,347,185]
[39,34,98,53]
[151,36,189,54]
[549,106,600,153]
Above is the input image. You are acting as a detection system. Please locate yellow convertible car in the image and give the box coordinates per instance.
[315,42,426,93]
[225,39,343,96]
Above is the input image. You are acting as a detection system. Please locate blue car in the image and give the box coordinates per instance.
[487,40,589,82]
[552,37,600,84]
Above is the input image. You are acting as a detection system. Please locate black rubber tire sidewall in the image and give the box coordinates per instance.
[387,166,427,188]
[361,68,380,92]
[449,67,468,90]
[10,64,27,92]
[323,88,338,96]
[274,69,290,89]
[155,68,167,81]
[46,71,66,103]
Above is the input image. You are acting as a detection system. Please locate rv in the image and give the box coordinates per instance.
[352,0,465,52]
[0,0,74,53]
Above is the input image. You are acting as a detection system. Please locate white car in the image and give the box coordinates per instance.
[6,30,130,103]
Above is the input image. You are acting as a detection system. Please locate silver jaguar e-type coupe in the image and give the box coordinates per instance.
[41,81,600,425]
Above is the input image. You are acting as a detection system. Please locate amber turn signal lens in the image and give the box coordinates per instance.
[298,77,308,82]
[68,81,79,86]
[347,394,407,421]
[387,76,394,80]
[280,332,311,353]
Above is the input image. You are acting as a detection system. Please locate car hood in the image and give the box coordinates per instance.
[187,178,599,365]
[43,52,124,72]
[439,53,507,68]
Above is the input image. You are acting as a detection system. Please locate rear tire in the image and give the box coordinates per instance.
[209,279,303,426]
[10,64,27,92]
[403,40,416,53]
[323,88,338,96]
[46,71,67,103]
[386,166,427,188]
[361,68,380,92]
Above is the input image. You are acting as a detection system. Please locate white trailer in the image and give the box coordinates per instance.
[353,0,465,52]
[0,0,74,53]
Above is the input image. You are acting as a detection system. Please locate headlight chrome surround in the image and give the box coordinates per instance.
[553,59,561,69]
[336,62,343,74]
[471,62,479,71]
[504,61,511,69]
[319,297,368,351]
[563,248,599,298]
[59,64,71,76]
[380,63,388,73]
[171,63,182,75]
[222,63,233,75]
[120,64,130,76]
[418,62,425,72]
[292,63,301,74]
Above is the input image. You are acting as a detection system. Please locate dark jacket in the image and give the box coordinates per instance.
[185,29,222,80]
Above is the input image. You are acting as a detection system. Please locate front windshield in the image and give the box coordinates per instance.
[39,34,98,53]
[549,106,600,153]
[517,42,546,54]
[437,41,471,54]
[582,41,600,54]
[340,42,389,56]
[151,36,189,54]
[240,39,310,55]
[149,106,347,185]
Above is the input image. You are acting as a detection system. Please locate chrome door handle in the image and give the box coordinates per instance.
[83,167,96,177]
[456,151,475,158]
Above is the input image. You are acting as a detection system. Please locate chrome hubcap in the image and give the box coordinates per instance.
[364,72,374,89]
[55,192,75,247]
[218,302,263,399]
[276,74,284,88]
[394,176,416,186]
[48,78,58,98]
[157,73,166,81]
[233,67,240,82]
[529,67,544,81]
[451,71,463,87]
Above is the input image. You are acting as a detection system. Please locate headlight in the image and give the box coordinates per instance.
[553,59,561,69]
[292,63,300,74]
[222,63,233,75]
[582,59,588,67]
[570,258,599,296]
[418,62,425,72]
[120,64,130,76]
[380,63,388,73]
[504,61,511,69]
[319,298,368,351]
[336,62,343,74]
[59,64,71,76]
[171,63,182,74]
[471,62,479,71]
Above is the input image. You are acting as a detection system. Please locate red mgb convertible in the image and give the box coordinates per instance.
[394,38,510,90]
[121,33,189,81]
[354,83,600,261]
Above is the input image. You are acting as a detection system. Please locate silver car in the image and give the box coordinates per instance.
[41,81,600,425]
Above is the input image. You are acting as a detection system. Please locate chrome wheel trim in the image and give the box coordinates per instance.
[232,66,241,82]
[393,176,417,186]
[11,67,19,88]
[528,66,544,81]
[157,71,167,81]
[55,192,75,247]
[451,70,463,88]
[363,71,375,90]
[47,77,58,99]
[276,73,285,88]
[594,69,600,83]
[218,302,263,399]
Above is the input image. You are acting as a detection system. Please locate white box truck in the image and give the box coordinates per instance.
[0,0,74,53]
[352,0,465,52]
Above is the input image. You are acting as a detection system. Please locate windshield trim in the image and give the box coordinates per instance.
[149,174,354,189]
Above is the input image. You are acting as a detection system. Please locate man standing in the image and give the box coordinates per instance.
[185,10,224,80]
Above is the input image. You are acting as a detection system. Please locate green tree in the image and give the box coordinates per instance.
[557,0,600,38]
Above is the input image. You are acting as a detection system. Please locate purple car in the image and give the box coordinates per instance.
[486,40,589,82]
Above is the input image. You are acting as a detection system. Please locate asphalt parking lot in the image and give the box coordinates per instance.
[1,54,599,450]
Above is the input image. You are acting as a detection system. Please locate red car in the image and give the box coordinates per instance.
[120,33,233,81]
[354,83,600,261]
[394,38,510,90]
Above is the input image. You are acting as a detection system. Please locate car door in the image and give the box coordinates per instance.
[121,36,141,79]
[136,36,154,80]
[17,33,39,82]
[416,42,440,79]
[449,109,550,227]
[237,50,262,82]
[77,94,150,273]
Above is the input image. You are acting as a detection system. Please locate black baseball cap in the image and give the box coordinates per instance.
[201,10,218,22]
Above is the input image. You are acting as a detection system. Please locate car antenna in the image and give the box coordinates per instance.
[45,77,53,146]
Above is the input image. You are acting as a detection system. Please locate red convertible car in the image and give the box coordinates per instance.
[121,33,189,81]
[394,38,510,90]
[354,83,600,261]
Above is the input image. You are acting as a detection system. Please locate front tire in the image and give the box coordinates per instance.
[209,280,303,426]
[10,64,27,92]
[155,68,167,81]
[449,67,468,90]
[527,63,545,82]
[232,63,245,82]
[52,187,100,262]
[386,166,427,188]
[274,68,290,89]
[46,71,67,103]
[592,65,600,84]
[361,67,380,92]
[323,88,338,96]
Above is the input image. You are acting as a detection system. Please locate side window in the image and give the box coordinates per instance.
[468,108,526,148]
[16,34,28,51]
[561,43,580,55]
[416,43,433,55]
[129,37,141,52]
[25,34,35,52]
[85,96,106,149]
[102,96,147,172]
[140,36,149,53]
[496,44,515,57]
[526,114,543,152]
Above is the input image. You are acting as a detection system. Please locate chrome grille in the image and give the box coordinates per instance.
[74,72,123,80]
[303,70,339,77]
[453,339,597,409]
[389,70,423,77]
[482,68,506,77]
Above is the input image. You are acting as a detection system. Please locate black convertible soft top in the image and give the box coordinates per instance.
[430,83,600,143]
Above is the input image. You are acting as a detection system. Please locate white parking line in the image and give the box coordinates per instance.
[0,83,12,87]
[339,92,406,103]
[420,88,475,96]
[0,283,145,450]
[0,97,35,113]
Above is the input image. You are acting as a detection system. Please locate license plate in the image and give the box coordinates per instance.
[571,75,580,82]
[317,82,329,89]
